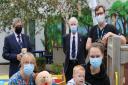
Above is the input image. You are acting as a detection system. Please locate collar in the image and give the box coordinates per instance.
[68,78,75,84]
[71,32,78,38]
[86,62,107,79]
[98,22,107,30]
[14,31,22,37]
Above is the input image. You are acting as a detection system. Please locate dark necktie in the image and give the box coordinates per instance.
[17,35,22,48]
[72,36,76,58]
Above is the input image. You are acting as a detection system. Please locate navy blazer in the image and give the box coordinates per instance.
[2,33,32,77]
[63,33,86,73]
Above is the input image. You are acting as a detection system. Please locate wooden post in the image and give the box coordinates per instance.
[107,36,121,85]
[107,36,128,85]
[120,45,128,85]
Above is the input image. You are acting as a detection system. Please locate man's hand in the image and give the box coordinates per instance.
[101,32,117,46]
[102,32,115,40]
[17,54,22,61]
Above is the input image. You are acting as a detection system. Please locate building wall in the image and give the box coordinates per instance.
[0,28,12,63]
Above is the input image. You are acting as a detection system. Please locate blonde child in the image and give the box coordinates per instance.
[67,65,90,85]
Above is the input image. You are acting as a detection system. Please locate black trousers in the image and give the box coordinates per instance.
[65,60,79,82]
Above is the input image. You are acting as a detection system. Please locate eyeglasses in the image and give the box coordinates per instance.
[90,55,101,58]
[96,12,104,16]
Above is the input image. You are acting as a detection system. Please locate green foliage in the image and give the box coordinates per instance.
[123,1,128,17]
[0,0,92,53]
[109,0,128,17]
[78,7,93,27]
[44,15,62,53]
[0,0,9,4]
[51,64,63,74]
[36,57,46,72]
[109,0,128,35]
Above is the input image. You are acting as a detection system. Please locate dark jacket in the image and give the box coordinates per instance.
[2,33,32,77]
[85,62,110,85]
[63,33,86,81]
[63,33,86,73]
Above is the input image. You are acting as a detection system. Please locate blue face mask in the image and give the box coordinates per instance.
[90,57,102,68]
[70,25,77,33]
[23,64,34,76]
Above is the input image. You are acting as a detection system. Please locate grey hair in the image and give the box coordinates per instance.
[12,18,22,27]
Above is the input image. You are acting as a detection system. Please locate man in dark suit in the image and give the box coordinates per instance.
[2,18,32,77]
[63,17,86,82]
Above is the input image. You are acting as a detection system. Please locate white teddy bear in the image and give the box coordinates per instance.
[35,71,52,85]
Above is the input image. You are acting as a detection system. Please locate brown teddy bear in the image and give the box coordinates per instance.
[35,71,52,85]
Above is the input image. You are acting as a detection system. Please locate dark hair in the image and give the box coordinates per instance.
[89,42,105,55]
[95,5,106,14]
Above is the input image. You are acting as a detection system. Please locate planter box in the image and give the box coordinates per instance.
[52,75,66,85]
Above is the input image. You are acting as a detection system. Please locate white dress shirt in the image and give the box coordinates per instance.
[14,32,22,43]
[70,32,78,60]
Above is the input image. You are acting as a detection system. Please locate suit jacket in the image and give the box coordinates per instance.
[63,33,86,73]
[2,33,32,77]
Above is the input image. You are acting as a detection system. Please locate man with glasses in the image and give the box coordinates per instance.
[86,5,126,50]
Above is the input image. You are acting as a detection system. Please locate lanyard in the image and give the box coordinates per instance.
[97,28,104,39]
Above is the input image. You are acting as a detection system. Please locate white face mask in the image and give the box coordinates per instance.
[96,14,105,24]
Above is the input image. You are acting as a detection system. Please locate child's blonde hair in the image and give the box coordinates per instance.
[73,65,85,75]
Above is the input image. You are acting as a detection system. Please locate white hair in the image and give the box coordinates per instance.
[68,17,78,25]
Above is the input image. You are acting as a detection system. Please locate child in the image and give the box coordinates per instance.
[67,65,91,85]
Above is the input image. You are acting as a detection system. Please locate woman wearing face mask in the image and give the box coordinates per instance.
[85,42,110,85]
[8,52,37,85]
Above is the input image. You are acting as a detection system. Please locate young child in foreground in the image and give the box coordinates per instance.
[67,65,91,85]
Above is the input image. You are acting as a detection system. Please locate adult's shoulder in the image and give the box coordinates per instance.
[106,24,115,29]
[9,71,20,82]
[63,34,70,38]
[78,33,86,39]
[89,25,98,33]
[22,34,31,40]
[91,25,98,30]
[5,33,14,40]
[106,24,119,34]
[21,34,29,37]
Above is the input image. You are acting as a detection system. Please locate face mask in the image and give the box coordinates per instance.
[15,26,22,34]
[90,57,102,68]
[70,25,77,33]
[23,64,34,76]
[96,14,105,24]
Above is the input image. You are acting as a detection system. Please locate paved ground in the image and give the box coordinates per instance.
[0,65,9,75]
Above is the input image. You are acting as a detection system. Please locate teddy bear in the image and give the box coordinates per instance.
[35,71,52,85]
